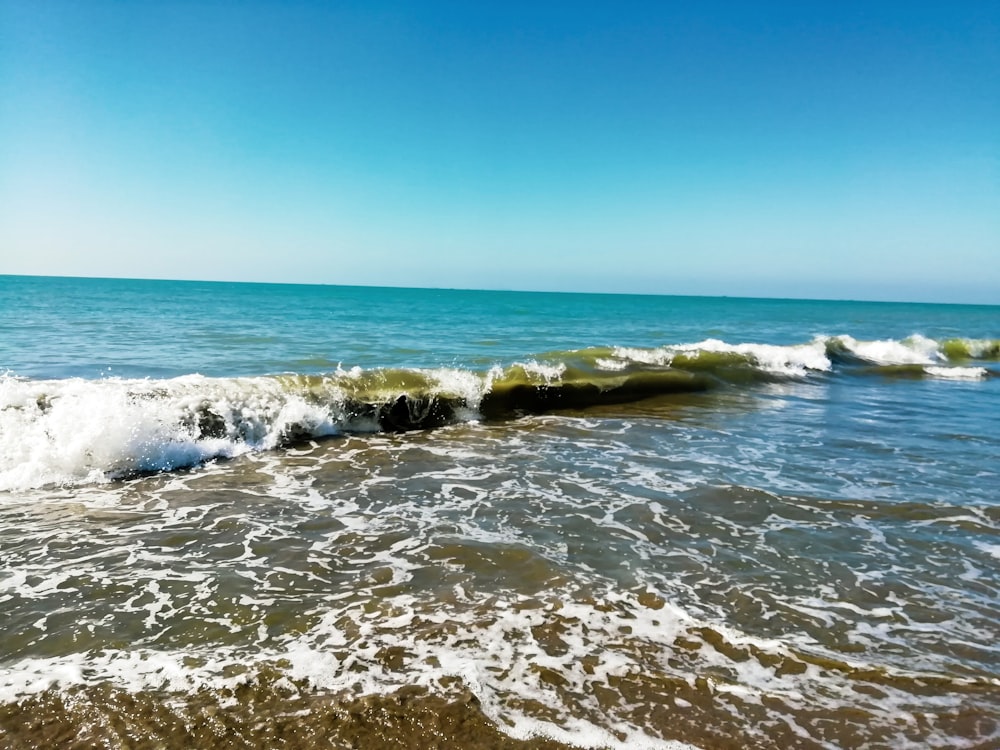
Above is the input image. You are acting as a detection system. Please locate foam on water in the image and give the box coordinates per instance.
[973,541,1000,560]
[2,408,997,748]
[3,333,994,492]
[1,569,992,749]
[924,366,988,380]
[605,335,932,376]
[673,337,832,375]
[831,334,942,365]
[0,374,336,491]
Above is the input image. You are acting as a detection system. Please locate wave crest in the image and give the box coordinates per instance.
[2,333,995,490]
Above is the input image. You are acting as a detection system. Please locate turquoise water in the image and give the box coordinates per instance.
[0,275,998,749]
[4,275,997,378]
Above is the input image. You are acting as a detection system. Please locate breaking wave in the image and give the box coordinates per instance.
[2,334,996,491]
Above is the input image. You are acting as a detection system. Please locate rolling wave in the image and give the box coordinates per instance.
[2,334,996,490]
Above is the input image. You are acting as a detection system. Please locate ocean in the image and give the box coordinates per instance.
[0,275,997,749]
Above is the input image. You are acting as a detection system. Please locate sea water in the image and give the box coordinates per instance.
[0,275,997,748]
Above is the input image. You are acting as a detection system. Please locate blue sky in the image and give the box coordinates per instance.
[1,1,997,303]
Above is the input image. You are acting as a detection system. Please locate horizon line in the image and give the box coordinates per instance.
[1,272,995,308]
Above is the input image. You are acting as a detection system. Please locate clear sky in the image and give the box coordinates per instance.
[1,1,997,303]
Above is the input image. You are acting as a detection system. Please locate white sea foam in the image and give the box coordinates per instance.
[1,416,996,749]
[595,357,630,371]
[831,334,942,365]
[924,366,988,380]
[973,541,1000,561]
[0,585,707,748]
[610,334,995,376]
[971,341,1000,359]
[0,374,342,492]
[0,575,985,749]
[608,338,832,377]
[1,333,991,493]
[690,338,832,375]
[517,360,568,382]
[428,366,492,404]
[0,369,492,492]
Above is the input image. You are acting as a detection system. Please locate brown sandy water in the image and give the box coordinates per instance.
[2,392,999,748]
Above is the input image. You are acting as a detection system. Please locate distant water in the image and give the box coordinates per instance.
[1,275,998,749]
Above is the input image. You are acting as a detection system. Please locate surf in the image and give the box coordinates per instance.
[2,334,996,491]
